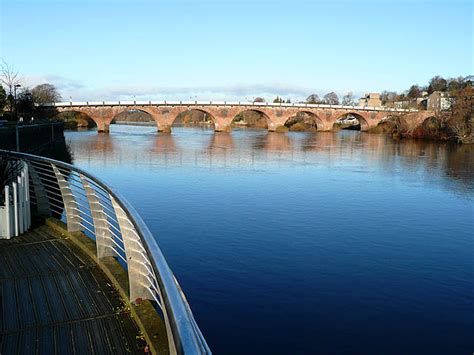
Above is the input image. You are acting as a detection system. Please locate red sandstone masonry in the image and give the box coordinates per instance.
[48,104,436,133]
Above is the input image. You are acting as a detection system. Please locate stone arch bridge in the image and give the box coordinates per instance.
[38,101,435,133]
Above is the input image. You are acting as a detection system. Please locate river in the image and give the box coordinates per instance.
[65,125,473,354]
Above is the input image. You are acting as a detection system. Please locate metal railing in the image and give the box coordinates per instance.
[0,150,211,355]
[0,159,31,238]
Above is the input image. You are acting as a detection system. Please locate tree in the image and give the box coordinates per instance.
[31,83,61,104]
[442,86,474,143]
[306,94,320,104]
[323,92,339,105]
[16,89,35,119]
[407,85,422,99]
[447,77,467,92]
[380,91,398,105]
[0,60,21,96]
[0,85,6,112]
[428,75,447,94]
[253,97,265,102]
[273,96,284,103]
[341,92,355,106]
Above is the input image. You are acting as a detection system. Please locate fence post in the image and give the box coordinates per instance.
[16,125,20,152]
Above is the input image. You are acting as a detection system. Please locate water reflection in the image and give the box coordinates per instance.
[64,125,474,354]
[252,131,293,152]
[66,126,474,195]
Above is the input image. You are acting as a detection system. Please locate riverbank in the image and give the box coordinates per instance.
[368,114,474,144]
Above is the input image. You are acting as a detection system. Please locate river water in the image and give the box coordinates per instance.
[65,125,473,354]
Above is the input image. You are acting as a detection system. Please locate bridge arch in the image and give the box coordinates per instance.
[284,111,323,131]
[172,108,216,129]
[51,110,97,129]
[231,109,271,129]
[333,112,369,131]
[111,108,157,127]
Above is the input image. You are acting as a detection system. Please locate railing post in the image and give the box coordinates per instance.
[80,175,117,259]
[12,181,18,236]
[52,165,81,232]
[28,163,51,216]
[18,174,24,234]
[24,163,31,229]
[4,185,11,238]
[111,197,156,302]
[16,125,20,152]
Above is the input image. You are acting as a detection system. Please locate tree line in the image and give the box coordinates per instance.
[255,92,356,106]
[379,75,471,107]
[0,60,61,121]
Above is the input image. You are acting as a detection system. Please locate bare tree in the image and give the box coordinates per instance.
[341,92,355,106]
[253,97,265,102]
[443,86,474,143]
[407,85,422,99]
[428,75,447,94]
[306,94,320,104]
[323,92,339,105]
[380,91,398,106]
[0,60,21,95]
[32,83,61,104]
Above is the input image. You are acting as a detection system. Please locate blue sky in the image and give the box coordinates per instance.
[0,0,472,101]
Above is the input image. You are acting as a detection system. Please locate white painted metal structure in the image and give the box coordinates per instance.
[0,150,210,354]
[0,161,31,239]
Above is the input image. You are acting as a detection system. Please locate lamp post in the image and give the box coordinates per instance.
[14,84,21,121]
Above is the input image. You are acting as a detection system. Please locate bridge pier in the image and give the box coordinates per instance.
[97,122,110,133]
[158,125,172,134]
[213,117,232,133]
[267,121,277,132]
[214,125,231,133]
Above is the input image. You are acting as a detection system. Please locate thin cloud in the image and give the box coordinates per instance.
[21,74,365,102]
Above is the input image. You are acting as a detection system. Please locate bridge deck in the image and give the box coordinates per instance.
[0,225,144,354]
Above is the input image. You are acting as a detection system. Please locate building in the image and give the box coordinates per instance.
[393,94,428,110]
[358,93,382,107]
[427,91,452,111]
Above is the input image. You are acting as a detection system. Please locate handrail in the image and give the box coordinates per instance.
[0,149,211,354]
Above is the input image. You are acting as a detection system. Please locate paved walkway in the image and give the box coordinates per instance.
[0,225,143,354]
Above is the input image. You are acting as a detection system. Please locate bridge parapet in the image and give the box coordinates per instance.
[38,100,418,112]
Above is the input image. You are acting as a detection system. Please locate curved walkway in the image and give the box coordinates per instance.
[0,225,144,354]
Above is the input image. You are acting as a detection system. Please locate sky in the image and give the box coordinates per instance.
[0,0,472,101]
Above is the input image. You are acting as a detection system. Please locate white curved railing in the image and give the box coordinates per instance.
[0,159,31,238]
[0,150,211,355]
